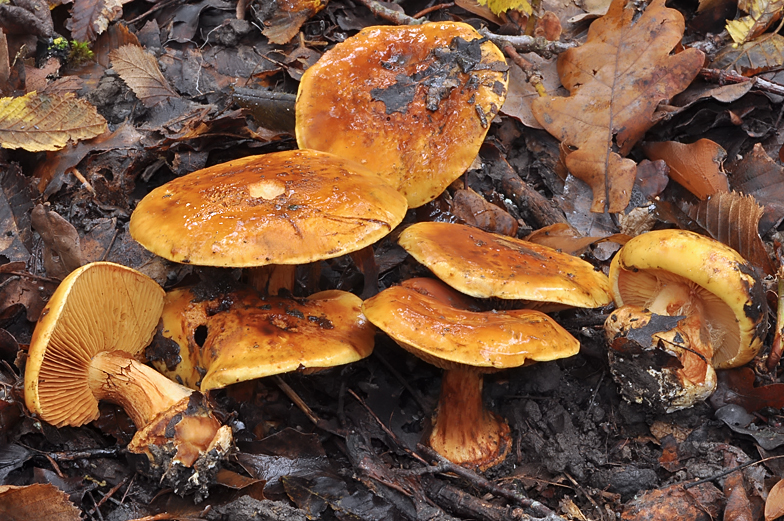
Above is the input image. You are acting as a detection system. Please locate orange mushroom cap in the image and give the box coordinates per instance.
[398,222,613,308]
[150,286,376,391]
[129,149,408,267]
[296,22,509,207]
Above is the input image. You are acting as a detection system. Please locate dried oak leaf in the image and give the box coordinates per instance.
[685,191,775,275]
[0,91,106,152]
[726,0,784,45]
[109,44,179,107]
[66,0,130,42]
[531,0,704,213]
[643,139,729,200]
[0,483,81,521]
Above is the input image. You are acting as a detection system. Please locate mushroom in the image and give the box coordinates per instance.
[24,262,232,497]
[604,229,768,412]
[398,222,613,309]
[129,149,408,294]
[362,281,579,469]
[148,285,375,392]
[296,22,509,208]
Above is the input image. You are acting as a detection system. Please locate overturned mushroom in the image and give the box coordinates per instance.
[605,229,768,412]
[363,281,579,469]
[296,22,509,207]
[24,262,232,498]
[149,285,375,392]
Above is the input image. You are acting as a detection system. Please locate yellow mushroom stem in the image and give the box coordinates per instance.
[88,350,192,428]
[429,365,510,471]
[644,278,714,370]
[86,350,228,467]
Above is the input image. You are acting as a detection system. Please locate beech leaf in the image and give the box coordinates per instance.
[643,139,730,200]
[0,91,107,152]
[730,143,784,234]
[0,483,82,521]
[712,34,784,76]
[531,0,704,212]
[66,0,130,42]
[685,191,775,275]
[109,44,180,107]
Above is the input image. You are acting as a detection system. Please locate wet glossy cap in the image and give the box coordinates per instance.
[24,262,164,427]
[398,222,613,308]
[152,286,375,391]
[130,149,408,267]
[362,285,579,370]
[296,22,509,207]
[609,229,768,369]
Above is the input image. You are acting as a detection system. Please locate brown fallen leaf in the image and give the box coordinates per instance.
[709,367,784,412]
[262,0,328,45]
[620,482,723,520]
[451,188,518,237]
[712,34,784,76]
[524,222,629,253]
[643,139,730,200]
[0,483,81,521]
[0,91,107,152]
[765,479,784,521]
[723,459,754,521]
[685,191,775,275]
[31,204,83,278]
[532,0,704,212]
[66,0,130,42]
[110,44,180,107]
[729,143,784,234]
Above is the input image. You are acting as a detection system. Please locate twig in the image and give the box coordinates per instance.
[700,68,784,97]
[88,477,129,517]
[417,444,565,519]
[373,350,430,414]
[478,28,578,58]
[353,0,427,25]
[412,3,455,19]
[125,0,181,25]
[500,43,546,96]
[682,455,784,489]
[348,388,429,465]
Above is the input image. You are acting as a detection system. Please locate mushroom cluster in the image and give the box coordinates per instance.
[361,221,613,469]
[604,230,768,412]
[24,262,232,497]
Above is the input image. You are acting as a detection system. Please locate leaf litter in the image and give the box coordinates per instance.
[3,0,784,520]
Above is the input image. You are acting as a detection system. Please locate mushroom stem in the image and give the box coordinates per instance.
[429,366,510,470]
[88,350,193,429]
[648,281,692,316]
[246,265,297,295]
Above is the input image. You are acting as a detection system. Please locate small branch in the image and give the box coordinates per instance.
[353,0,426,25]
[478,28,578,58]
[417,444,565,520]
[412,3,455,19]
[700,68,784,97]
